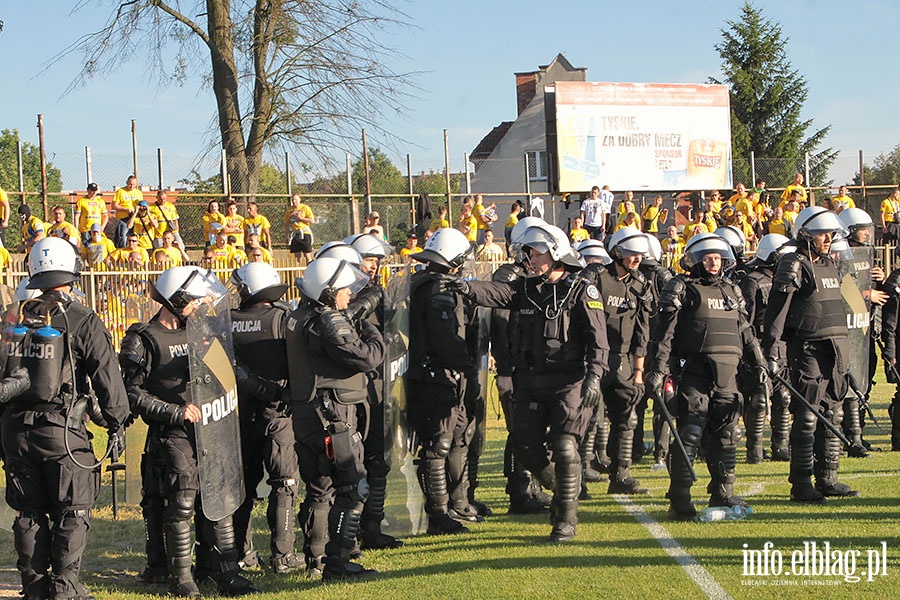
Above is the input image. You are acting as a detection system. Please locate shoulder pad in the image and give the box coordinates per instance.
[120,327,153,369]
[318,309,356,345]
[492,262,524,283]
[577,263,604,287]
[659,276,687,310]
[773,252,804,293]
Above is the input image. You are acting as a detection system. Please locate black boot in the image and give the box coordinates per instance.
[418,457,469,535]
[466,454,493,516]
[49,509,93,600]
[165,518,200,599]
[299,498,329,578]
[207,517,256,596]
[360,476,403,550]
[707,445,747,507]
[744,391,767,464]
[266,480,303,573]
[789,409,826,503]
[322,499,376,581]
[13,511,51,600]
[448,446,482,522]
[770,387,792,461]
[814,423,859,498]
[549,435,580,542]
[592,415,611,474]
[666,418,702,521]
[608,430,649,495]
[842,397,869,458]
[580,418,604,483]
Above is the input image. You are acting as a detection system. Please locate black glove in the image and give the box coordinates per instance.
[645,370,665,400]
[442,277,470,296]
[767,357,781,379]
[108,426,126,460]
[0,367,30,404]
[349,285,383,323]
[581,372,602,408]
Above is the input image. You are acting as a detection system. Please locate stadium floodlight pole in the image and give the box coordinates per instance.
[771,371,852,447]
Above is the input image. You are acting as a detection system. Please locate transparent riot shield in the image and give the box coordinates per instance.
[838,245,873,396]
[471,306,491,459]
[124,285,149,504]
[186,283,245,522]
[381,266,426,534]
[0,283,19,531]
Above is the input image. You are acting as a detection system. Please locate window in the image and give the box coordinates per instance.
[526,150,548,181]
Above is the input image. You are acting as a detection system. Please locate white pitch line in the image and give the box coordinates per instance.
[613,494,734,600]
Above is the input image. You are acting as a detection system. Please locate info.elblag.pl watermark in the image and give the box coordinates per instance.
[741,541,889,586]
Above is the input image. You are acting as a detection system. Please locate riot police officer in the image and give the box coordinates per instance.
[120,266,255,598]
[408,228,476,535]
[2,237,126,600]
[739,234,795,463]
[286,257,384,579]
[229,262,303,573]
[460,222,609,542]
[489,257,552,513]
[583,227,651,495]
[646,233,768,520]
[763,207,859,501]
[837,207,886,455]
[881,248,900,451]
[346,234,405,549]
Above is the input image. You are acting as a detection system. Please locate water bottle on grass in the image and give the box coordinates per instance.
[698,505,753,522]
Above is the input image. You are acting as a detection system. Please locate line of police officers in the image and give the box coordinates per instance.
[1,202,895,598]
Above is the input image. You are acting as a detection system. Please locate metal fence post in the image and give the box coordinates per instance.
[443,130,452,220]
[285,152,292,195]
[85,146,93,186]
[348,152,359,235]
[859,150,866,205]
[407,154,415,228]
[362,129,372,216]
[131,120,139,182]
[804,152,810,203]
[464,152,472,194]
[750,151,756,186]
[16,139,24,206]
[523,153,532,213]
[221,149,230,198]
[37,114,48,219]
[157,148,164,190]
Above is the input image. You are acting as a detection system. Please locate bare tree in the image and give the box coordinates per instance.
[54,0,416,197]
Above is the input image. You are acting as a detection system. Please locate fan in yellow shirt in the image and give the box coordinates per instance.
[570,216,590,243]
[74,183,108,244]
[243,202,272,248]
[832,186,856,213]
[779,173,807,207]
[203,200,228,244]
[682,211,709,242]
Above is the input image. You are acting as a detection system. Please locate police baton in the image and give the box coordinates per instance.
[770,372,853,447]
[846,372,879,428]
[653,376,697,483]
[107,436,126,520]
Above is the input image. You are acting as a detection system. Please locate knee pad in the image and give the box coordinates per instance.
[424,434,453,460]
[551,434,579,465]
[681,420,705,449]
[167,489,196,522]
[364,455,390,479]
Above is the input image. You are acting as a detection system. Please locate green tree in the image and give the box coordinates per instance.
[713,2,836,186]
[60,1,414,198]
[0,128,63,201]
[352,147,404,196]
[413,171,461,196]
[853,144,900,187]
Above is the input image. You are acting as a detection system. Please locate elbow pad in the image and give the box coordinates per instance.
[0,368,30,404]
[773,255,803,293]
[318,309,357,346]
[659,277,687,311]
[131,389,185,426]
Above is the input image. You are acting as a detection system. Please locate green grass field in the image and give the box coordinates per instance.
[1,369,899,600]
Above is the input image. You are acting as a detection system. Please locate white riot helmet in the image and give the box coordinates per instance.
[681,232,735,274]
[829,237,853,261]
[753,233,794,265]
[575,239,612,265]
[516,223,584,271]
[606,227,649,260]
[715,225,747,261]
[152,266,226,317]
[837,207,875,246]
[315,241,364,267]
[794,206,848,241]
[15,278,42,302]
[416,227,473,271]
[345,233,393,259]
[27,237,80,290]
[643,233,663,263]
[299,257,369,307]
[230,262,288,306]
[509,216,546,246]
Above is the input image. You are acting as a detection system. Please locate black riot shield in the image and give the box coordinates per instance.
[187,285,245,522]
[838,245,873,396]
[381,266,426,534]
[0,283,19,531]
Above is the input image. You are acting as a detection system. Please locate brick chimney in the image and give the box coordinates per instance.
[516,72,537,116]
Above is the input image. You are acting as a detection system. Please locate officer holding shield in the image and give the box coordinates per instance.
[120,266,254,598]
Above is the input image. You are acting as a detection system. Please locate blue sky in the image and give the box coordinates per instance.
[2,0,898,188]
